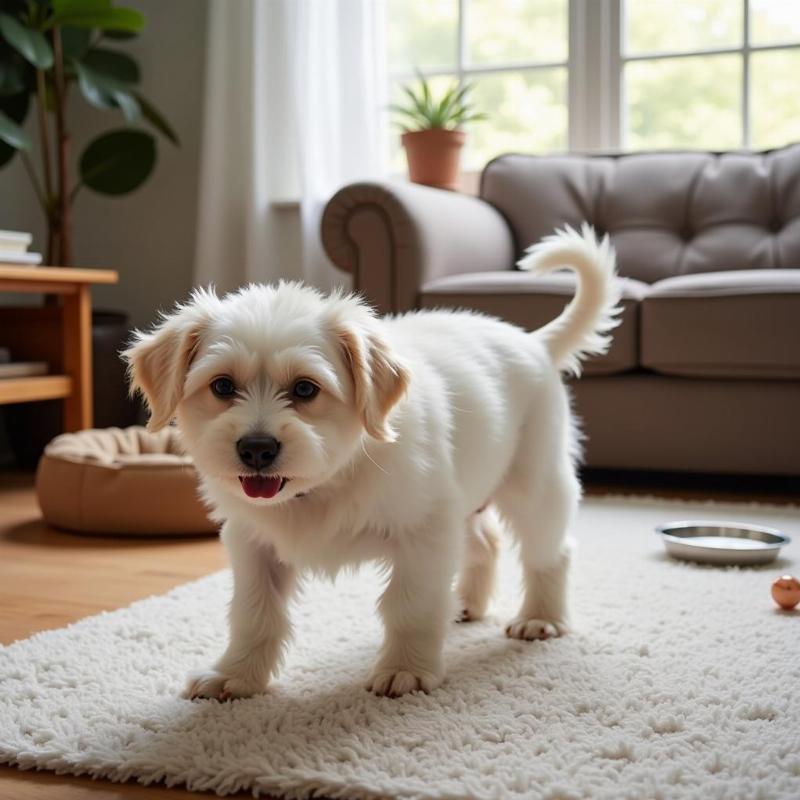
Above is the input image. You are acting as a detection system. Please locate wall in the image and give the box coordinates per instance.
[0,0,209,329]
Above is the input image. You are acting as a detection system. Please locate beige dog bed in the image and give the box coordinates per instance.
[36,426,217,535]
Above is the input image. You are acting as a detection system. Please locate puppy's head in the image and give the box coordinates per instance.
[123,282,409,504]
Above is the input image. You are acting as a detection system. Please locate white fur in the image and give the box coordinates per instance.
[124,225,620,699]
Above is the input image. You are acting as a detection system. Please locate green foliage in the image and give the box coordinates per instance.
[0,0,175,201]
[0,12,53,68]
[133,91,179,146]
[79,128,155,194]
[392,73,487,132]
[0,91,30,167]
[0,105,31,150]
[49,0,144,33]
[625,0,741,55]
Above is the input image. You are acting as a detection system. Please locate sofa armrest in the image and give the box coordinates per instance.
[321,180,515,313]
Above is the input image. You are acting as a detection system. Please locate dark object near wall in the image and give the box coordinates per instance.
[4,311,139,468]
[91,311,140,429]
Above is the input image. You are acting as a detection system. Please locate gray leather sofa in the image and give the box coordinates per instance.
[321,145,800,475]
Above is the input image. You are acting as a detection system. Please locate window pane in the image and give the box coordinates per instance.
[751,49,800,148]
[625,55,742,149]
[388,0,458,73]
[625,0,742,55]
[465,68,567,168]
[750,0,800,46]
[467,0,567,66]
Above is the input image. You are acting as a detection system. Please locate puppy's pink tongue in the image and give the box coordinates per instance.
[240,476,282,498]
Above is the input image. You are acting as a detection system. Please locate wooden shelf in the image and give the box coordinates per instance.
[0,265,118,284]
[0,265,119,295]
[0,265,118,429]
[0,375,73,404]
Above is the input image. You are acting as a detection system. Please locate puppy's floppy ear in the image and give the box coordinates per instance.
[338,320,410,443]
[122,289,218,432]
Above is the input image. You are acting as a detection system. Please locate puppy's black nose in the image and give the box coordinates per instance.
[237,435,281,470]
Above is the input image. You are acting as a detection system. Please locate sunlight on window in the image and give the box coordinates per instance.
[750,0,800,45]
[388,0,800,158]
[624,0,800,150]
[388,0,457,73]
[387,0,569,167]
[626,55,742,150]
[467,69,567,167]
[750,49,800,149]
[467,0,567,65]
[625,0,742,55]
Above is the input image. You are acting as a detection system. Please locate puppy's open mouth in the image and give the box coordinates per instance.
[238,475,287,499]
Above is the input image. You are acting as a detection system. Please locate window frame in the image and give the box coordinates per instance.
[389,0,572,165]
[389,0,800,158]
[614,0,800,150]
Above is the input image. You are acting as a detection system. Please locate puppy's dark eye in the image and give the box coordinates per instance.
[211,376,236,399]
[292,379,319,401]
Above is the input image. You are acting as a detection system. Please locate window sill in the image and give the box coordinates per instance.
[271,199,301,210]
[269,169,482,211]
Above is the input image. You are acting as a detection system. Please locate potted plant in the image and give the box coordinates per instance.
[0,0,178,464]
[392,74,486,191]
[0,0,178,265]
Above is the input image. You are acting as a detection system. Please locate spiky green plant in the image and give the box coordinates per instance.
[391,73,487,132]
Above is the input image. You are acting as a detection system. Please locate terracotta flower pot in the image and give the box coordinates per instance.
[401,128,466,191]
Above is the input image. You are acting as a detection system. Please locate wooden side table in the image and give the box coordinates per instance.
[0,265,119,431]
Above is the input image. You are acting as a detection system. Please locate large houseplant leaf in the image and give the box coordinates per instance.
[79,128,155,194]
[0,90,29,167]
[82,47,139,83]
[61,27,92,59]
[50,5,144,34]
[0,13,53,69]
[133,92,178,145]
[74,60,139,122]
[0,107,31,150]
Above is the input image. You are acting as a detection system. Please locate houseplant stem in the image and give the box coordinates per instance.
[51,26,71,266]
[34,69,54,202]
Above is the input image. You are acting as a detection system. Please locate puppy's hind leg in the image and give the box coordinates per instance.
[496,462,578,641]
[456,506,501,622]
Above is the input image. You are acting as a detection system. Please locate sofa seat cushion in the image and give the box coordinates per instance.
[420,271,647,375]
[641,269,800,379]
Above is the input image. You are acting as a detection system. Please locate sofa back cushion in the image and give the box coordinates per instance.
[480,144,800,283]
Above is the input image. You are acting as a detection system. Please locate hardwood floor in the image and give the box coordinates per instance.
[0,467,797,799]
[0,470,227,799]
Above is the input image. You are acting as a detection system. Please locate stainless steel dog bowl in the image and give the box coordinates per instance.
[655,520,791,565]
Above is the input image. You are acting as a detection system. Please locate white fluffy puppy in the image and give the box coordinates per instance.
[124,225,620,700]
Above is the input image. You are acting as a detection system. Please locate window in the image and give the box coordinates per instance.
[622,0,800,150]
[387,0,570,168]
[387,0,800,162]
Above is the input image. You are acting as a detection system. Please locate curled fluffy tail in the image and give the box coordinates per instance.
[517,223,622,376]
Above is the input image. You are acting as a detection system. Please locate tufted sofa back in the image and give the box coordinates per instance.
[480,144,800,283]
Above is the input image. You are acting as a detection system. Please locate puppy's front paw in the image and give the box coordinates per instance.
[183,668,267,701]
[505,617,568,641]
[367,667,442,698]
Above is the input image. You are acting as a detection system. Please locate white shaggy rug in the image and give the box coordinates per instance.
[1,496,799,800]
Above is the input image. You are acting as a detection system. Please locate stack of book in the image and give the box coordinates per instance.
[0,229,42,265]
[0,347,48,379]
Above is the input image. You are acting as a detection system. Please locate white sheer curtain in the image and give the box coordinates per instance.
[194,0,388,293]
